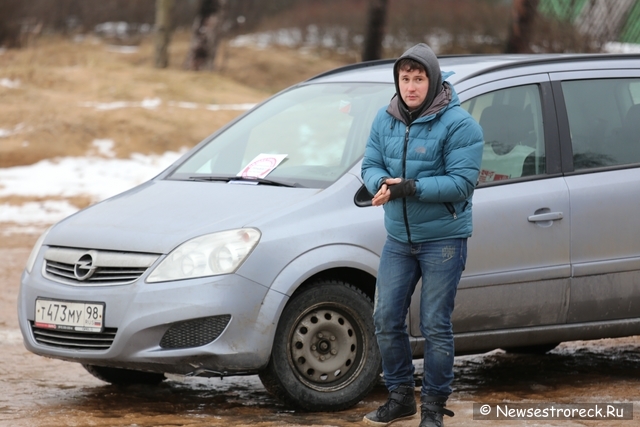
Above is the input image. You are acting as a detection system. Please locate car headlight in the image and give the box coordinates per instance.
[25,226,51,274]
[146,228,261,283]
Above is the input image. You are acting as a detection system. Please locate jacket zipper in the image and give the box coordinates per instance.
[402,125,412,244]
[444,201,469,219]
[444,202,457,219]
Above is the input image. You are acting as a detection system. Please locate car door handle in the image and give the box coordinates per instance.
[527,212,563,222]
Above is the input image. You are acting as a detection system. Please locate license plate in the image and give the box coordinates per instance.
[34,299,104,333]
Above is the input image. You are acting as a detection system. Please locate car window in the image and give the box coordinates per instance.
[461,84,545,183]
[169,83,394,188]
[561,78,640,169]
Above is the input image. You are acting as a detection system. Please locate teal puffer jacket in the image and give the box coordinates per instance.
[361,73,484,244]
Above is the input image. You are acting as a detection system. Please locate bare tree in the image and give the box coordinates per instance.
[0,0,25,48]
[506,0,540,53]
[362,0,389,61]
[185,0,227,71]
[154,0,174,68]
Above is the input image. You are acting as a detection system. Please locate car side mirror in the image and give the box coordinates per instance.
[354,184,374,207]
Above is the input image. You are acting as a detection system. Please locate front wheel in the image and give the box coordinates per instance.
[259,280,381,411]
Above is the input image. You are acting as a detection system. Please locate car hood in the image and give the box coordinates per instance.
[46,179,320,253]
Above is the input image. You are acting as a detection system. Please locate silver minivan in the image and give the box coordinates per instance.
[18,54,640,411]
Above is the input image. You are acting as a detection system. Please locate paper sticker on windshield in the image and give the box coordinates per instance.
[238,153,288,179]
[339,100,351,114]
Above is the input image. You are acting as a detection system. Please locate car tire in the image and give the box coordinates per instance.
[82,364,166,385]
[258,279,381,411]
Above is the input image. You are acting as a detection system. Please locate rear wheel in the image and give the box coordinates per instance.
[82,364,166,385]
[259,279,381,411]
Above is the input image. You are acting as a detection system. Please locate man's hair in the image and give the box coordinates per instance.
[396,58,426,75]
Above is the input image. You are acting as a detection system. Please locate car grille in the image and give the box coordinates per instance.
[160,315,231,349]
[43,247,159,286]
[46,260,148,284]
[30,321,117,350]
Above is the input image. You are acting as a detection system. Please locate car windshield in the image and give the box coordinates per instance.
[168,82,395,188]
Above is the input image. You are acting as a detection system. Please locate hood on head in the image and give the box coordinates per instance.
[393,43,443,116]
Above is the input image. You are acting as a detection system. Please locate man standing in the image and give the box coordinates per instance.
[361,43,483,427]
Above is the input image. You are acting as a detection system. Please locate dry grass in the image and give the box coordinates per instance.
[0,194,94,209]
[0,30,350,168]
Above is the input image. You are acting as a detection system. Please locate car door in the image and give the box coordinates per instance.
[409,75,571,347]
[551,69,640,323]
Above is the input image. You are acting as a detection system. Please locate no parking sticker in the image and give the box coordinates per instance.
[238,153,288,179]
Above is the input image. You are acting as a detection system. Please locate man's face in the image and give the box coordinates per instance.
[398,67,429,110]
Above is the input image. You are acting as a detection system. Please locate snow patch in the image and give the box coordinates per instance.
[91,139,116,157]
[0,149,187,228]
[0,78,20,89]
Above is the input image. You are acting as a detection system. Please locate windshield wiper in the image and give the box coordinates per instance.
[188,175,300,187]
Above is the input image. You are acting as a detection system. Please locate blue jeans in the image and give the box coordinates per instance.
[373,236,467,399]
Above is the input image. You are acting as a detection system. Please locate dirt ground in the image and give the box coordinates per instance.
[1,227,639,427]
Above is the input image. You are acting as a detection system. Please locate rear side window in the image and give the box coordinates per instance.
[461,84,546,183]
[562,78,640,169]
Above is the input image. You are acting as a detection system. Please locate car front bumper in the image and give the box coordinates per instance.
[18,268,286,376]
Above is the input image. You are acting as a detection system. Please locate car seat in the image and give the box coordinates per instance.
[478,105,536,182]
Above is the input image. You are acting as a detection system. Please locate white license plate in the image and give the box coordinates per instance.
[35,299,105,332]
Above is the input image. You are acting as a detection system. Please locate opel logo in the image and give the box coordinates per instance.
[74,253,97,281]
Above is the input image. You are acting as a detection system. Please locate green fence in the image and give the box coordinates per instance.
[539,0,640,44]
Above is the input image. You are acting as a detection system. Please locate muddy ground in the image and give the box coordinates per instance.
[1,227,639,427]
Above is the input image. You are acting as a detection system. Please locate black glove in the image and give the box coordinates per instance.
[378,177,392,190]
[388,178,416,201]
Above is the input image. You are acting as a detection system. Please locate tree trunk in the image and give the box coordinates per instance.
[362,0,388,61]
[185,0,227,71]
[154,0,174,68]
[0,0,26,48]
[506,0,540,53]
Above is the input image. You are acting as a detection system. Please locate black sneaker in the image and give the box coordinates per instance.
[363,384,417,426]
[419,397,454,427]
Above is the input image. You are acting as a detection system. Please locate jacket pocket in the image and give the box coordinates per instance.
[444,201,469,220]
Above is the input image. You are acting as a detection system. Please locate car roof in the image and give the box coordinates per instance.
[306,53,640,86]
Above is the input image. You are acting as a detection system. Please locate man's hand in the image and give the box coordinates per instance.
[388,178,416,200]
[372,177,415,206]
